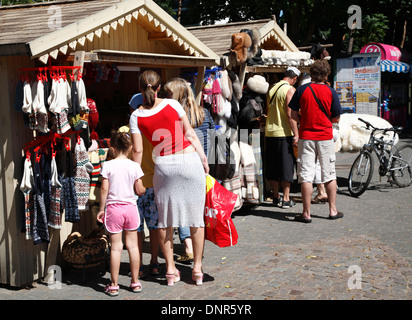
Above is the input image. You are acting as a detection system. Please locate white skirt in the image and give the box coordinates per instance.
[153,152,206,228]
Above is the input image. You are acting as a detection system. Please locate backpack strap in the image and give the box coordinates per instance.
[308,84,331,123]
[268,83,287,106]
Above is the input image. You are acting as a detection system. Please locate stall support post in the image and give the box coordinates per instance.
[73,51,85,76]
[195,66,206,105]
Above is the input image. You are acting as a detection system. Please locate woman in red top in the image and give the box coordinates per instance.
[130,70,209,286]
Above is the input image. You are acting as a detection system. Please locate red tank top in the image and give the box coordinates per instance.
[129,99,191,156]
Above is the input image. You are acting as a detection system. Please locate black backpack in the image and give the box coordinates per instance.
[208,135,236,181]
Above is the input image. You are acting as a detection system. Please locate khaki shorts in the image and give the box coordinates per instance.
[297,139,336,184]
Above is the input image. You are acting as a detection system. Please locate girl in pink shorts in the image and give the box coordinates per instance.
[97,132,146,296]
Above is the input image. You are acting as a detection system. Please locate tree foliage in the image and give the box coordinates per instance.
[1,0,42,5]
[169,0,412,56]
[2,0,410,55]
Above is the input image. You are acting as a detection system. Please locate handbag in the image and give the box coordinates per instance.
[208,136,235,181]
[222,173,243,212]
[204,175,238,247]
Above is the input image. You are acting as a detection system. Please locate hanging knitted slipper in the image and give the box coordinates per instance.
[104,284,119,297]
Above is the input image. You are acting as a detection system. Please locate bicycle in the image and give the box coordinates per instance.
[348,118,412,197]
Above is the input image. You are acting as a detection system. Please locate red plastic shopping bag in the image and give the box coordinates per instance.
[204,175,238,247]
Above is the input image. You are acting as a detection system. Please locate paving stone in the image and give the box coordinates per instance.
[1,139,411,302]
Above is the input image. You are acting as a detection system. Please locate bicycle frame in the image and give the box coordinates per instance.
[390,150,411,171]
[360,125,404,176]
[349,118,411,196]
[367,132,390,172]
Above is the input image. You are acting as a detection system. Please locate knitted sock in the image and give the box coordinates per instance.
[62,176,80,223]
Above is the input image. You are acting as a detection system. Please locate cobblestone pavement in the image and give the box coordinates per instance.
[1,137,411,304]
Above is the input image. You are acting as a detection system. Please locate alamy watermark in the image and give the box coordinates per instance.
[47,5,62,30]
[347,5,362,30]
[347,265,362,290]
[47,265,62,290]
[151,125,259,165]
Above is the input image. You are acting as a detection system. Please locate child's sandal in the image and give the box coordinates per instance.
[104,284,119,296]
[131,281,142,293]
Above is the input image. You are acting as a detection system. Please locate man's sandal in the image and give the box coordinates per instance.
[328,211,344,220]
[294,214,312,223]
[312,195,328,204]
[104,284,119,297]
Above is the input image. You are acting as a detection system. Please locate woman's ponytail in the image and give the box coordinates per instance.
[139,70,161,108]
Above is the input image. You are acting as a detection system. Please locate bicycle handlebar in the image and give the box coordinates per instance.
[358,118,374,129]
[358,118,403,134]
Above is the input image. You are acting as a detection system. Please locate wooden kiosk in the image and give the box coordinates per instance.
[0,0,218,287]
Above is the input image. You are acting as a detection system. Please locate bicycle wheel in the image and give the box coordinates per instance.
[348,151,374,197]
[391,144,412,188]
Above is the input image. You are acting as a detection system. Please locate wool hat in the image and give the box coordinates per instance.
[286,66,301,77]
[246,74,269,94]
[230,32,252,63]
[129,93,143,109]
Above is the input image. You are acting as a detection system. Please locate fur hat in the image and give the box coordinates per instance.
[240,28,260,59]
[230,32,252,63]
[219,69,231,100]
[311,43,331,61]
[246,75,269,94]
[228,70,242,101]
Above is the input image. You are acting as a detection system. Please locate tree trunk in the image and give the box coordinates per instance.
[400,20,407,48]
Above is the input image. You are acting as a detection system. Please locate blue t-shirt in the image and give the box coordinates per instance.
[194,108,215,156]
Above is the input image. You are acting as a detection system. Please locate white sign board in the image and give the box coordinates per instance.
[335,53,381,115]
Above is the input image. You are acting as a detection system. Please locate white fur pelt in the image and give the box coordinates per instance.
[337,113,398,152]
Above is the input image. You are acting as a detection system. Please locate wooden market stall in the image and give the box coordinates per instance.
[0,0,218,287]
[187,18,313,206]
[188,17,312,84]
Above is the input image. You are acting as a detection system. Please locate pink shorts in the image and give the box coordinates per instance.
[104,202,140,234]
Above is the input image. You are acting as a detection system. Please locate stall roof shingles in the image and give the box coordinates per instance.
[0,0,121,46]
[0,0,219,64]
[187,19,270,58]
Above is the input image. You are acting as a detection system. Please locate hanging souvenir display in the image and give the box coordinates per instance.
[14,63,113,245]
[198,66,268,210]
[17,66,91,138]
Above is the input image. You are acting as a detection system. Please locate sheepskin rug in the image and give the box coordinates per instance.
[337,113,398,152]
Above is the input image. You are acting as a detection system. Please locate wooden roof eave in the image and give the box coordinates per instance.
[144,0,218,60]
[27,0,146,59]
[90,49,219,67]
[26,0,219,63]
[259,20,299,52]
